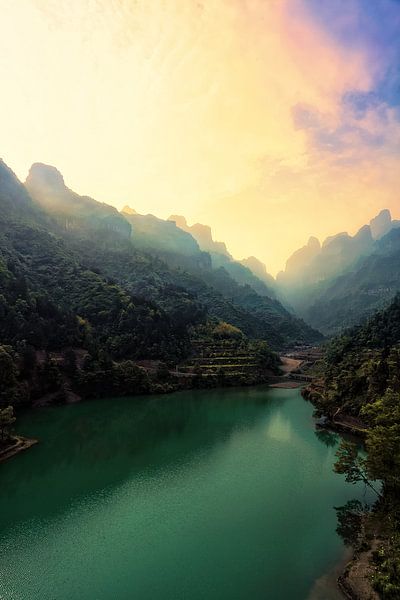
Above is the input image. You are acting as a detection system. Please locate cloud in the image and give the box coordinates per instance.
[0,0,398,274]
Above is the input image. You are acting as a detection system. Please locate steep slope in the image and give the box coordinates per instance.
[64,233,321,348]
[277,210,400,327]
[26,166,321,347]
[0,160,192,372]
[277,210,400,297]
[121,205,202,256]
[302,227,400,334]
[239,256,276,289]
[169,214,278,298]
[304,297,400,597]
[26,163,131,238]
[169,215,231,257]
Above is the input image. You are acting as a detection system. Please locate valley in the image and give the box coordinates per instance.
[1,157,399,599]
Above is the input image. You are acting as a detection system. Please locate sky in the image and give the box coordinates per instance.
[0,0,399,275]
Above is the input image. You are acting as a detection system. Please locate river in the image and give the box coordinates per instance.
[0,386,372,599]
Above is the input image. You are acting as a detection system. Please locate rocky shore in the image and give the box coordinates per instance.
[0,436,38,464]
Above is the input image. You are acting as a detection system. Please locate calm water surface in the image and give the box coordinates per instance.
[0,387,371,600]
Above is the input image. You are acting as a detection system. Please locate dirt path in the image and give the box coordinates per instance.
[279,356,303,374]
[269,356,304,388]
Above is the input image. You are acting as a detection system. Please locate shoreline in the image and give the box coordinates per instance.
[302,384,380,600]
[308,547,353,600]
[0,436,38,464]
[2,383,378,598]
[337,538,380,600]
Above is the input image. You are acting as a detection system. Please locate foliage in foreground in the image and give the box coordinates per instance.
[312,295,400,597]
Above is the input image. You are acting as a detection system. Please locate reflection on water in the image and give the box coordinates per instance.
[0,386,374,600]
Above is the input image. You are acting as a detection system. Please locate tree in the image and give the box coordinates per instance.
[0,406,16,444]
[212,322,243,340]
[63,349,77,376]
[156,361,170,383]
[335,500,364,547]
[334,440,381,498]
[253,340,280,372]
[362,389,400,492]
[0,345,19,405]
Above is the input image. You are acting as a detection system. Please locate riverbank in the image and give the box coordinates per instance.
[0,436,38,464]
[0,386,372,600]
[302,381,382,600]
[338,540,380,600]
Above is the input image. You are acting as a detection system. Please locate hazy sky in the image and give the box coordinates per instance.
[1,0,399,274]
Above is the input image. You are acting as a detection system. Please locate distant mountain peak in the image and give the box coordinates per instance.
[25,162,132,238]
[308,236,321,249]
[370,209,392,240]
[168,214,231,258]
[169,214,188,229]
[354,224,373,241]
[322,232,350,248]
[241,256,267,275]
[121,205,137,215]
[27,163,66,190]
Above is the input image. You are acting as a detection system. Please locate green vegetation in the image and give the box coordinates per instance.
[301,227,400,336]
[212,322,244,340]
[0,406,15,445]
[25,162,322,349]
[0,160,198,407]
[305,295,400,597]
[0,158,294,409]
[180,325,280,388]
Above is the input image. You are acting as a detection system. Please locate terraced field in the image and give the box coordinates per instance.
[179,340,270,385]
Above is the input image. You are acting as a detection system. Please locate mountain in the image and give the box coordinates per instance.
[121,205,201,256]
[169,215,231,257]
[239,256,276,288]
[277,236,321,287]
[1,159,200,405]
[26,163,131,238]
[304,297,400,596]
[168,214,279,298]
[301,226,400,334]
[276,210,400,325]
[26,170,320,347]
[369,208,397,239]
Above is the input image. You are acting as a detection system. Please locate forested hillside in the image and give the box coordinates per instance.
[0,159,197,406]
[0,159,322,409]
[276,210,400,335]
[24,162,321,348]
[304,297,400,597]
[301,228,400,335]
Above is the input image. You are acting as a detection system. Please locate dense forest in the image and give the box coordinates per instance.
[304,296,400,598]
[2,156,400,598]
[0,159,291,412]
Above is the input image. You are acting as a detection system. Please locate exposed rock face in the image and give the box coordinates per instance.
[169,214,188,230]
[275,208,400,330]
[169,215,231,257]
[0,159,36,215]
[27,162,65,190]
[121,208,200,256]
[370,209,392,240]
[277,210,396,292]
[26,163,132,238]
[240,256,276,287]
[121,205,137,215]
[280,236,321,281]
[240,256,267,278]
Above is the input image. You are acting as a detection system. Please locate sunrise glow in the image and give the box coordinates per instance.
[0,0,399,273]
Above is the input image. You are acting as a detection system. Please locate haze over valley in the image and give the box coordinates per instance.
[1,1,399,599]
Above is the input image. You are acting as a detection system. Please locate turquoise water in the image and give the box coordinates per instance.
[0,387,370,600]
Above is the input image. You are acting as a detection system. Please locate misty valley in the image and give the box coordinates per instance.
[1,1,400,598]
